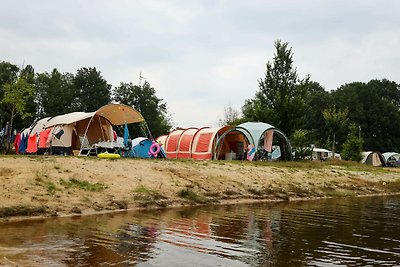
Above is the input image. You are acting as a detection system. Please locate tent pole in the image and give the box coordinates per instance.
[79,115,95,156]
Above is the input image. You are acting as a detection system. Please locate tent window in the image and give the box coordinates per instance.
[196,133,213,152]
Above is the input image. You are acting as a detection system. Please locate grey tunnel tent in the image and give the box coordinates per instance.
[215,122,292,160]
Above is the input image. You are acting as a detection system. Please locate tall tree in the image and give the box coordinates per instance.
[35,69,75,117]
[218,105,242,126]
[303,81,333,146]
[0,61,20,125]
[322,106,348,158]
[113,81,172,137]
[1,77,35,131]
[73,67,111,112]
[242,40,309,136]
[341,123,363,161]
[332,79,400,151]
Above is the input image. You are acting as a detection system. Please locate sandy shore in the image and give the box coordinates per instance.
[1,156,400,221]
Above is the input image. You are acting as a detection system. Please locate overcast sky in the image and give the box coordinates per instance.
[1,1,399,128]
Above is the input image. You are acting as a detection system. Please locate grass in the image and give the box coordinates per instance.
[60,178,107,192]
[0,205,46,218]
[133,186,166,201]
[177,188,211,204]
[132,185,167,207]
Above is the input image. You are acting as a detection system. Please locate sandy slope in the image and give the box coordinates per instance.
[1,156,399,220]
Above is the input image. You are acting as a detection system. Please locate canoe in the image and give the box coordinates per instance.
[97,152,121,159]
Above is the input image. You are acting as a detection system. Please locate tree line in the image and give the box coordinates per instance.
[223,40,400,160]
[2,39,399,160]
[0,62,172,138]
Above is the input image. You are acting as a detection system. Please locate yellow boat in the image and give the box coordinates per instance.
[97,152,121,159]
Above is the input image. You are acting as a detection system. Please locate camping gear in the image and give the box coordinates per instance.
[131,137,166,158]
[21,104,148,156]
[159,122,292,161]
[382,152,400,167]
[361,151,386,167]
[97,152,121,159]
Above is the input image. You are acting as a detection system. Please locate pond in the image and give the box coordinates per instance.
[1,195,400,266]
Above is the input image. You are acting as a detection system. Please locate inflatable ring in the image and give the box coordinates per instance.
[149,142,161,157]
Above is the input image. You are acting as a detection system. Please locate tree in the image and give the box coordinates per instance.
[35,69,75,117]
[242,40,309,136]
[322,106,348,158]
[291,129,312,160]
[73,67,111,112]
[0,77,35,131]
[113,81,172,137]
[303,81,333,145]
[341,123,363,161]
[332,80,400,152]
[218,105,242,126]
[0,61,20,125]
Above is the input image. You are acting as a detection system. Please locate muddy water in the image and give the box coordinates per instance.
[1,195,400,266]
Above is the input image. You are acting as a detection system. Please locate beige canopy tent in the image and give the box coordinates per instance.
[22,104,145,155]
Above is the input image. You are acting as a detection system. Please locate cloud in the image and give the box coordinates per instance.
[1,0,399,129]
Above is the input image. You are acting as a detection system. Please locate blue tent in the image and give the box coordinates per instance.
[131,137,166,158]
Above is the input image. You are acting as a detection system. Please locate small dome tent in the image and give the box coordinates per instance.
[361,151,386,167]
[382,152,400,167]
[216,122,292,160]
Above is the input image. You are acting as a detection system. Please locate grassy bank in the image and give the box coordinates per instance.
[1,156,399,220]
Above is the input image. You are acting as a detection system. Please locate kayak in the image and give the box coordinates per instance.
[97,152,121,159]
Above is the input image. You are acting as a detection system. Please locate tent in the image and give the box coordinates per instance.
[159,122,292,161]
[361,151,386,167]
[131,137,166,158]
[382,152,400,167]
[21,104,146,155]
[216,122,292,160]
[164,129,185,158]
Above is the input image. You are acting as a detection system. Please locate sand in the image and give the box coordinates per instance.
[1,156,399,221]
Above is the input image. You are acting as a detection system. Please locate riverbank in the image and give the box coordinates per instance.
[1,156,400,221]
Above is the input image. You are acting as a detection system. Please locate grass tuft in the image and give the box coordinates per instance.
[60,178,107,192]
[177,188,210,204]
[0,205,46,218]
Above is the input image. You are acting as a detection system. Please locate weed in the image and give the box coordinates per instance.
[47,182,57,196]
[0,205,46,218]
[133,185,166,201]
[60,178,106,192]
[177,188,210,204]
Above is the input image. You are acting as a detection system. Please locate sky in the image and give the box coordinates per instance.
[1,0,399,128]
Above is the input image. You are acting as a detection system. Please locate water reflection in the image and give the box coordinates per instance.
[1,196,400,266]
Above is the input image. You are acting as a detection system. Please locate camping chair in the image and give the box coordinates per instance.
[78,134,98,156]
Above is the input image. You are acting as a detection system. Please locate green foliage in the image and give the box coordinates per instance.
[332,80,400,151]
[242,40,310,136]
[60,178,106,192]
[113,81,172,137]
[1,77,35,130]
[74,67,111,112]
[341,123,363,161]
[322,106,348,156]
[133,185,166,202]
[177,188,209,204]
[35,69,76,117]
[291,129,312,160]
[218,105,242,126]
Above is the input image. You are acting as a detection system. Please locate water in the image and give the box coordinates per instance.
[1,195,400,266]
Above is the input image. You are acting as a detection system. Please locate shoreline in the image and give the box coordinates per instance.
[1,156,400,223]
